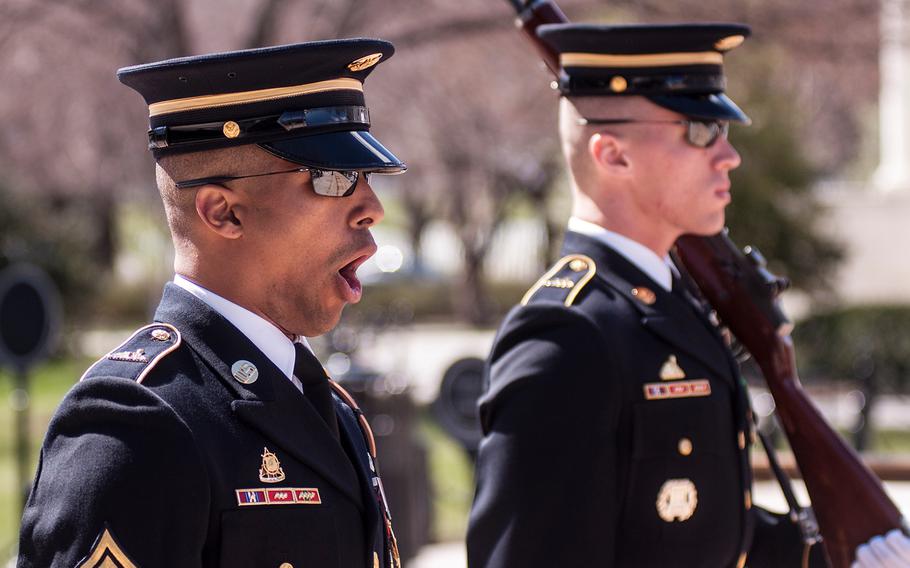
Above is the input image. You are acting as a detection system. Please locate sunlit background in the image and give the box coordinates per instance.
[1,0,908,565]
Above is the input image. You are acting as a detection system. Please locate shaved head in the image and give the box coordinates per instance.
[558,95,657,188]
[155,146,273,242]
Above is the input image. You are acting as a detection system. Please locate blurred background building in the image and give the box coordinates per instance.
[0,0,909,565]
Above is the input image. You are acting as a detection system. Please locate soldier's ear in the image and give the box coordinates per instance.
[589,131,630,174]
[194,184,244,239]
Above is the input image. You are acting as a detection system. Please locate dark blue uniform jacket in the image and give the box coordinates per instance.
[19,284,391,568]
[468,231,815,568]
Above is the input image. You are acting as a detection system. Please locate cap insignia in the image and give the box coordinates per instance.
[715,35,745,51]
[259,447,286,483]
[347,52,384,72]
[222,121,241,139]
[656,478,698,522]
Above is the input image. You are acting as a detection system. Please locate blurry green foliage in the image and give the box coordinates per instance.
[725,49,844,293]
[794,306,910,390]
[0,183,106,318]
[793,306,910,448]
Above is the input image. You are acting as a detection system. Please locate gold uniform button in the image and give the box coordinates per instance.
[151,328,171,341]
[736,551,748,568]
[610,75,628,92]
[280,563,294,568]
[373,552,380,568]
[569,258,588,272]
[677,437,693,456]
[738,431,746,449]
[744,490,752,509]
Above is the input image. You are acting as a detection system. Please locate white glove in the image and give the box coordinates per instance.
[852,529,910,568]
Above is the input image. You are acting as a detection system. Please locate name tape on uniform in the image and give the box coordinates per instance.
[235,487,322,506]
[643,379,711,400]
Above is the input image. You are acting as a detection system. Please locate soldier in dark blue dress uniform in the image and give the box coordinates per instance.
[467,23,837,568]
[19,39,405,568]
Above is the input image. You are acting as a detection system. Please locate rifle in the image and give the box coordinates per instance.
[502,1,908,566]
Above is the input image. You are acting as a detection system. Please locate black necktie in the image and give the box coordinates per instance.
[294,343,340,440]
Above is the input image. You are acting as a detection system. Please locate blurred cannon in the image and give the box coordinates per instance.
[0,263,61,510]
[431,357,486,460]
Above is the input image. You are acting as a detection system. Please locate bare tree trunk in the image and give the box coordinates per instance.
[459,247,490,326]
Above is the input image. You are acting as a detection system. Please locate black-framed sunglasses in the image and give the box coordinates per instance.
[578,118,730,148]
[174,166,370,197]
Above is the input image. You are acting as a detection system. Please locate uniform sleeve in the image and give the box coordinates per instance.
[18,376,210,568]
[467,305,623,568]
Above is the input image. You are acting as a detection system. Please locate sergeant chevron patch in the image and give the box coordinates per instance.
[77,526,138,568]
[643,379,711,400]
[235,487,322,506]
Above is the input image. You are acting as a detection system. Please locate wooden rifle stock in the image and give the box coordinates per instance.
[675,233,905,568]
[503,0,907,565]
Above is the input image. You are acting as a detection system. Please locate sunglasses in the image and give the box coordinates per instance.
[578,118,730,148]
[174,167,370,197]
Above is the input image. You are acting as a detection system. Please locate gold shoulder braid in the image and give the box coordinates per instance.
[521,254,597,307]
[328,380,401,568]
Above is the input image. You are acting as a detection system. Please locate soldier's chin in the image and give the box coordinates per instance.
[691,216,726,237]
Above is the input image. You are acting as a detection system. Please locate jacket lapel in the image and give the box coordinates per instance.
[154,283,363,509]
[562,232,734,382]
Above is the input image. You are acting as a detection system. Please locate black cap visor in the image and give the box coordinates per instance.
[647,93,751,125]
[261,130,406,174]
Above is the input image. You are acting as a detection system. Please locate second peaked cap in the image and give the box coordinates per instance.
[537,23,751,123]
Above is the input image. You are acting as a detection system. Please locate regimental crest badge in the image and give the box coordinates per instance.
[659,355,686,381]
[259,447,285,483]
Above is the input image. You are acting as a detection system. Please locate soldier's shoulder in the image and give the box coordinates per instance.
[520,254,597,308]
[79,323,183,385]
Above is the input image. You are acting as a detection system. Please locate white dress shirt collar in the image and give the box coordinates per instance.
[567,217,676,291]
[173,275,313,386]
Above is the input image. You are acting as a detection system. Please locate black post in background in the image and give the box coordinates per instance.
[0,264,62,517]
[13,367,30,510]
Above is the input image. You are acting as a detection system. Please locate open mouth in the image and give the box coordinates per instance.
[337,253,372,303]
